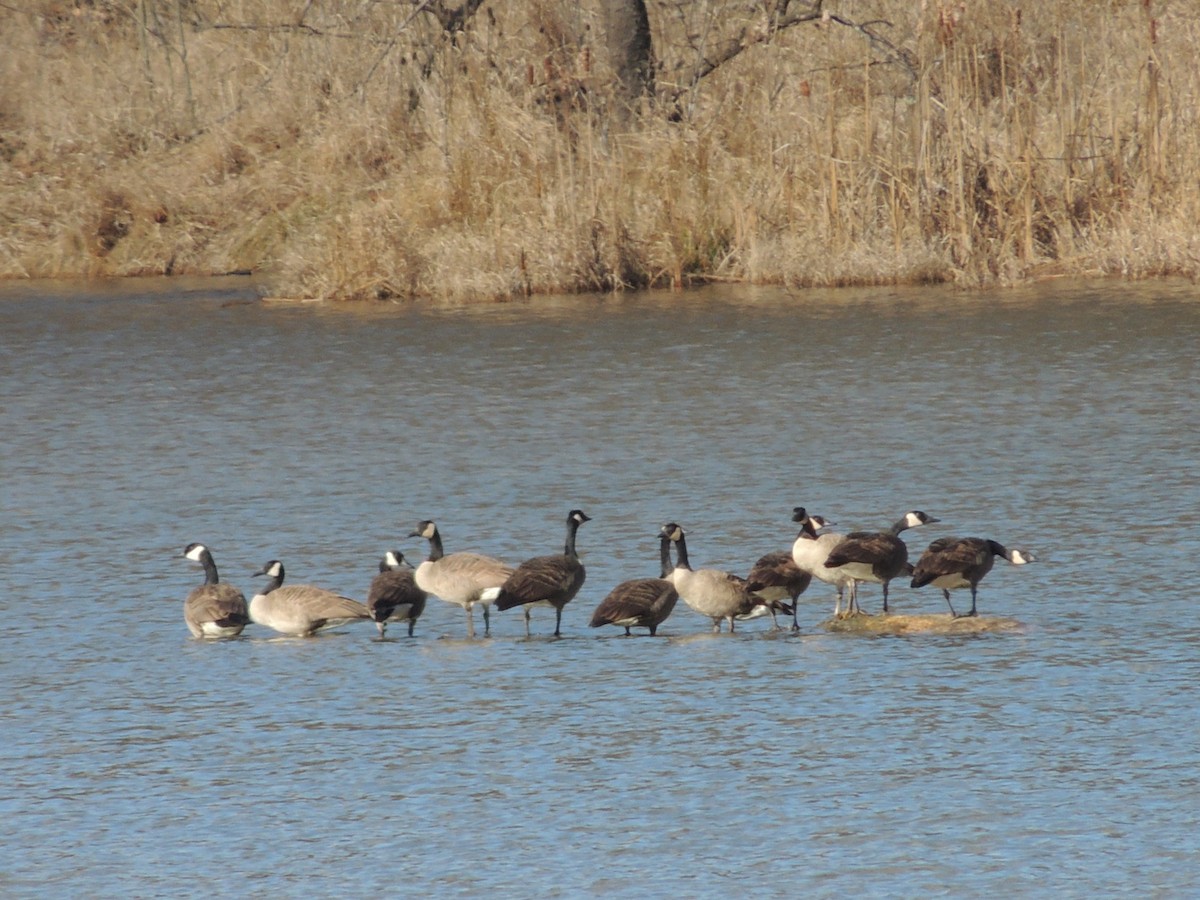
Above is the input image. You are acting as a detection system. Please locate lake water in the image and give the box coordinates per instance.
[1,276,1198,897]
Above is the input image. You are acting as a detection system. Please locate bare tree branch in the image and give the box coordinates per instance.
[662,0,915,111]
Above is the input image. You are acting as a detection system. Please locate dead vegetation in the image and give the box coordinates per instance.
[821,613,1024,636]
[1,1,1197,299]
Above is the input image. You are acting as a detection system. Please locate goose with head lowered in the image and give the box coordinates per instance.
[495,509,591,637]
[745,510,835,631]
[249,559,371,637]
[409,519,513,638]
[910,537,1036,617]
[366,550,428,638]
[660,522,762,633]
[822,510,939,615]
[790,507,856,617]
[589,532,680,636]
[181,543,250,639]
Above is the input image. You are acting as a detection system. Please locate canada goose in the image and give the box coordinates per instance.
[366,550,428,638]
[589,533,680,636]
[745,512,834,631]
[734,573,796,630]
[910,538,1037,617]
[822,510,940,615]
[181,543,250,639]
[408,519,513,638]
[495,509,591,637]
[790,507,856,617]
[249,559,371,637]
[660,522,760,633]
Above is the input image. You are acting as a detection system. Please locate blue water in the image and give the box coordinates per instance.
[1,277,1198,896]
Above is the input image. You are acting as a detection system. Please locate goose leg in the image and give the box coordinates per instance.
[554,606,563,637]
[943,589,958,617]
[967,587,979,617]
[882,582,890,614]
[483,604,490,636]
[465,606,476,638]
[524,608,532,638]
[791,595,801,632]
[407,619,416,637]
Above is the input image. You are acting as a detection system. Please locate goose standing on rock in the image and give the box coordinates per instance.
[790,507,856,617]
[822,510,940,615]
[495,509,591,637]
[589,533,680,636]
[660,522,760,633]
[745,511,834,631]
[409,520,513,638]
[910,537,1037,617]
[366,551,428,638]
[181,543,250,639]
[249,559,371,637]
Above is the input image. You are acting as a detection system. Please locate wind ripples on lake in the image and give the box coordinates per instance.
[1,278,1198,896]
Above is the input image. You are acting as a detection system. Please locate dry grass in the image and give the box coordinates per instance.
[2,1,1198,300]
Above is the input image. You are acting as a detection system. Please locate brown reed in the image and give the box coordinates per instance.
[1,1,1196,300]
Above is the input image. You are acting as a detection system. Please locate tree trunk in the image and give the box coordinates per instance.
[603,0,654,119]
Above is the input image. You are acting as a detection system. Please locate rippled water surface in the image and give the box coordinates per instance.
[2,277,1198,897]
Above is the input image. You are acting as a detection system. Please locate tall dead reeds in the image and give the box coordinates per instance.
[0,0,1196,299]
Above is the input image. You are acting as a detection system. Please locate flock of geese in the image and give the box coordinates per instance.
[180,507,1036,641]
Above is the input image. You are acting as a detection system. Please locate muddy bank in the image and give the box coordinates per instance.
[820,613,1024,636]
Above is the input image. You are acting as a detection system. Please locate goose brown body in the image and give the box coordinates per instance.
[661,523,760,633]
[250,560,371,637]
[495,510,590,637]
[367,551,428,638]
[746,511,834,630]
[822,510,939,614]
[182,543,250,639]
[589,534,679,636]
[409,520,513,638]
[910,537,1036,617]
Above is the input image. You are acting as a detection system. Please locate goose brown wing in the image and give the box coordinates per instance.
[277,586,370,621]
[496,555,586,609]
[185,584,250,627]
[590,577,676,626]
[367,569,427,620]
[746,551,812,595]
[825,532,907,577]
[911,538,989,585]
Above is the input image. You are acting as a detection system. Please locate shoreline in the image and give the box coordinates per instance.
[5,2,1199,302]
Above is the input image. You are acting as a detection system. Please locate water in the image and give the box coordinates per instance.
[2,277,1198,897]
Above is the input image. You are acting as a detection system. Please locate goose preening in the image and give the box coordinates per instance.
[181,543,250,639]
[495,509,591,637]
[249,559,371,637]
[409,519,513,638]
[589,533,680,636]
[660,522,760,633]
[910,538,1037,617]
[366,550,428,638]
[790,507,856,617]
[735,565,797,630]
[745,511,834,631]
[822,510,940,615]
